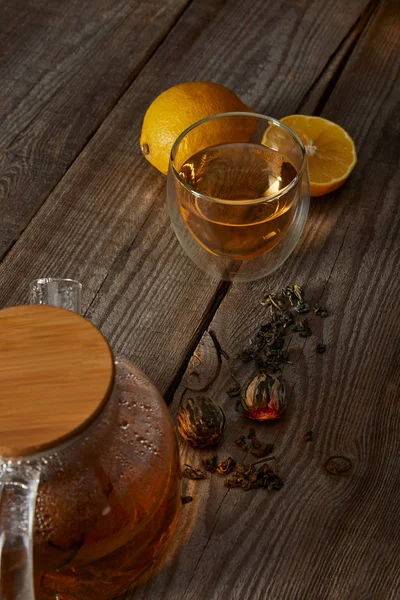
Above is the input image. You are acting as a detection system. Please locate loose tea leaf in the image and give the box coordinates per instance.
[247,428,274,457]
[250,443,274,458]
[235,462,255,477]
[216,457,236,475]
[235,435,248,451]
[225,460,283,491]
[255,348,289,374]
[260,293,286,313]
[238,307,296,375]
[181,496,193,504]
[247,427,257,440]
[282,286,296,306]
[316,343,326,354]
[292,317,312,338]
[182,465,207,480]
[278,311,294,329]
[247,427,262,448]
[203,455,218,473]
[304,430,313,442]
[257,463,284,491]
[325,456,352,475]
[295,301,310,314]
[314,306,329,318]
[293,284,304,303]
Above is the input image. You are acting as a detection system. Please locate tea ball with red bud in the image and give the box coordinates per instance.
[177,396,225,448]
[241,373,285,420]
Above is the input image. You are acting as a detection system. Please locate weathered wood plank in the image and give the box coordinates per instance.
[0,0,190,257]
[148,2,399,599]
[0,0,371,400]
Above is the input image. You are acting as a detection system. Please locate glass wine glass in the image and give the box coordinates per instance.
[167,112,309,281]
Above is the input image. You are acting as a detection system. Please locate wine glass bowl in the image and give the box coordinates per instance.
[167,112,309,281]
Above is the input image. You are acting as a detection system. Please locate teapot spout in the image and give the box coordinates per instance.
[29,278,82,314]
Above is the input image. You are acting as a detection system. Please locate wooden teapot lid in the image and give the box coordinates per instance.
[0,305,114,457]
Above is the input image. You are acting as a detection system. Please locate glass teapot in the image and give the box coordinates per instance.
[0,279,181,600]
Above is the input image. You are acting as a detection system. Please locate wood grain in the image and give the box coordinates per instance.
[140,2,399,599]
[0,0,370,400]
[0,305,113,456]
[0,0,190,258]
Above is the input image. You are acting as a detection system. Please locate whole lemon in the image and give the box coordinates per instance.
[140,81,252,175]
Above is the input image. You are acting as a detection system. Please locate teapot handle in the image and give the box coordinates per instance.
[0,464,40,600]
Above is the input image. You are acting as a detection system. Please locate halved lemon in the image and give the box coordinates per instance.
[279,115,357,197]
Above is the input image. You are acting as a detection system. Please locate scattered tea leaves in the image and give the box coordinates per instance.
[247,428,274,456]
[235,435,248,451]
[314,306,329,318]
[225,460,283,491]
[292,317,312,338]
[235,462,254,477]
[295,302,310,314]
[216,457,236,475]
[181,495,193,504]
[182,465,207,480]
[182,284,332,497]
[304,430,313,442]
[247,428,262,447]
[293,284,304,303]
[325,456,352,475]
[203,455,218,473]
[250,443,274,458]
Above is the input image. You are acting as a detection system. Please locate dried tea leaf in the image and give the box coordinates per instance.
[235,462,255,477]
[235,435,248,451]
[247,427,257,440]
[293,284,304,303]
[248,427,262,448]
[314,306,329,318]
[304,430,313,442]
[257,463,284,491]
[292,317,312,338]
[225,461,283,491]
[295,301,310,314]
[182,465,207,480]
[181,495,193,504]
[203,455,218,473]
[250,443,274,458]
[216,457,236,475]
[282,286,296,306]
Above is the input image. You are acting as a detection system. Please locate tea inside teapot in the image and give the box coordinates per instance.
[0,279,181,600]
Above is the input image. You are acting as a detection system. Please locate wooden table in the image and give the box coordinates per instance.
[1,0,399,597]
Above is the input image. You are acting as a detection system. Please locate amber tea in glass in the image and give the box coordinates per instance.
[167,113,309,281]
[179,142,298,260]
